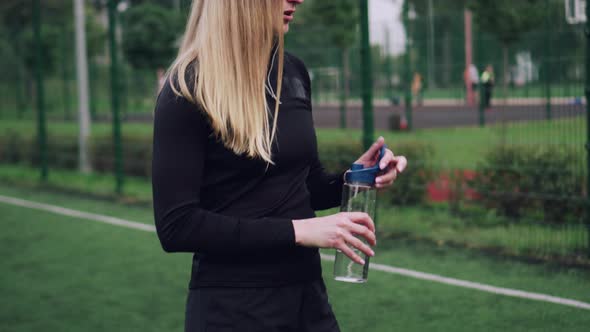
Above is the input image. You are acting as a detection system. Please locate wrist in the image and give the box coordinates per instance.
[291,219,307,246]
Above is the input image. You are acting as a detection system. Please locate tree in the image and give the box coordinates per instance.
[285,0,358,127]
[121,3,181,70]
[0,0,70,76]
[410,0,468,87]
[468,0,546,94]
[308,0,358,114]
[0,1,105,85]
[521,0,584,85]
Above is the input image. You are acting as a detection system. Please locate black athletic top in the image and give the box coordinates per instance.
[152,52,345,287]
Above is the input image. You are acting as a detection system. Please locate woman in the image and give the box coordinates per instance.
[152,1,407,331]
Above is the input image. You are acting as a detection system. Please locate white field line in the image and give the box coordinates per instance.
[0,195,155,232]
[1,194,589,311]
[321,254,590,310]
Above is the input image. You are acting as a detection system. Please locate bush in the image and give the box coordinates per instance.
[122,3,181,70]
[385,141,435,205]
[317,140,364,173]
[31,135,79,170]
[0,131,153,178]
[0,131,80,169]
[0,131,435,207]
[0,130,29,164]
[318,139,435,205]
[91,134,152,178]
[472,144,585,224]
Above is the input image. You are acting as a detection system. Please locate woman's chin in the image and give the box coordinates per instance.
[283,23,290,33]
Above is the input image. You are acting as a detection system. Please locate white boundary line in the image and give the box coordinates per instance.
[0,195,155,233]
[1,194,589,311]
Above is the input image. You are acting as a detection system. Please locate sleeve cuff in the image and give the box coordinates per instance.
[239,217,296,251]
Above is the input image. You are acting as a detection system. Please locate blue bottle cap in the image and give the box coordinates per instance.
[345,145,387,186]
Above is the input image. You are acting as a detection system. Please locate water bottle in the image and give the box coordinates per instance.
[333,145,386,283]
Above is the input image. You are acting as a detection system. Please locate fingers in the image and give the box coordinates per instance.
[394,156,408,173]
[359,136,385,162]
[342,212,375,233]
[379,149,394,170]
[376,168,397,187]
[376,155,407,188]
[343,232,374,259]
[345,221,376,246]
[336,242,366,265]
[330,213,377,264]
[378,152,406,174]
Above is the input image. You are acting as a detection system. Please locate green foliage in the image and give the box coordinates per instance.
[33,135,79,170]
[91,135,153,178]
[0,131,152,178]
[0,27,21,80]
[316,139,435,206]
[0,0,68,75]
[0,0,69,30]
[0,131,361,181]
[0,130,434,208]
[0,131,79,171]
[285,0,358,68]
[472,144,585,224]
[85,8,108,59]
[0,0,105,76]
[304,0,358,49]
[383,141,434,206]
[468,0,546,46]
[121,3,181,70]
[0,130,30,164]
[317,139,364,173]
[20,24,61,75]
[412,0,467,15]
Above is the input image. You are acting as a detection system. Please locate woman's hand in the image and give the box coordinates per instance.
[292,212,376,265]
[355,136,408,190]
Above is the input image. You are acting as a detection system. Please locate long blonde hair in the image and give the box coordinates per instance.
[169,0,284,164]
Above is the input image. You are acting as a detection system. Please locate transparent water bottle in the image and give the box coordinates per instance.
[334,145,385,283]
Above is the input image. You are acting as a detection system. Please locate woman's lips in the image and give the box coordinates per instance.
[284,10,295,22]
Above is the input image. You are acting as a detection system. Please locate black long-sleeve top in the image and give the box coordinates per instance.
[152,52,346,287]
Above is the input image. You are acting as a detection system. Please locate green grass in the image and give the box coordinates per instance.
[316,116,584,169]
[2,76,583,119]
[0,184,589,332]
[0,119,154,137]
[1,163,586,262]
[317,203,589,266]
[375,205,589,261]
[0,164,153,202]
[0,68,160,117]
[0,116,584,169]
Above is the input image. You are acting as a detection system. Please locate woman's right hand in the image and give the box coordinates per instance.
[292,212,376,265]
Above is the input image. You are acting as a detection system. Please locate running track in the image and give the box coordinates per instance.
[312,103,585,130]
[119,103,585,129]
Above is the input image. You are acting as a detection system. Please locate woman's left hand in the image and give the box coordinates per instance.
[354,136,408,189]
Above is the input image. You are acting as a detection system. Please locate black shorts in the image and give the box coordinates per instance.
[185,279,340,332]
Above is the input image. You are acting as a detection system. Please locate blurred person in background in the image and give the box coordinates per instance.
[151,1,407,332]
[464,63,479,105]
[481,64,495,110]
[411,72,423,107]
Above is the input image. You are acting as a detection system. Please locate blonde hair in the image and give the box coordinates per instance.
[169,0,284,164]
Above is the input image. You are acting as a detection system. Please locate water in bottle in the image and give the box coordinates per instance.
[333,145,385,283]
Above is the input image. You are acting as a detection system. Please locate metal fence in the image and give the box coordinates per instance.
[0,1,588,265]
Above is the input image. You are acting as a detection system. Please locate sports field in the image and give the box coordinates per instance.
[0,116,584,170]
[1,184,589,332]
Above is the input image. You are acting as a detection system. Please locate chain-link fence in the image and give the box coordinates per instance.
[0,1,588,265]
